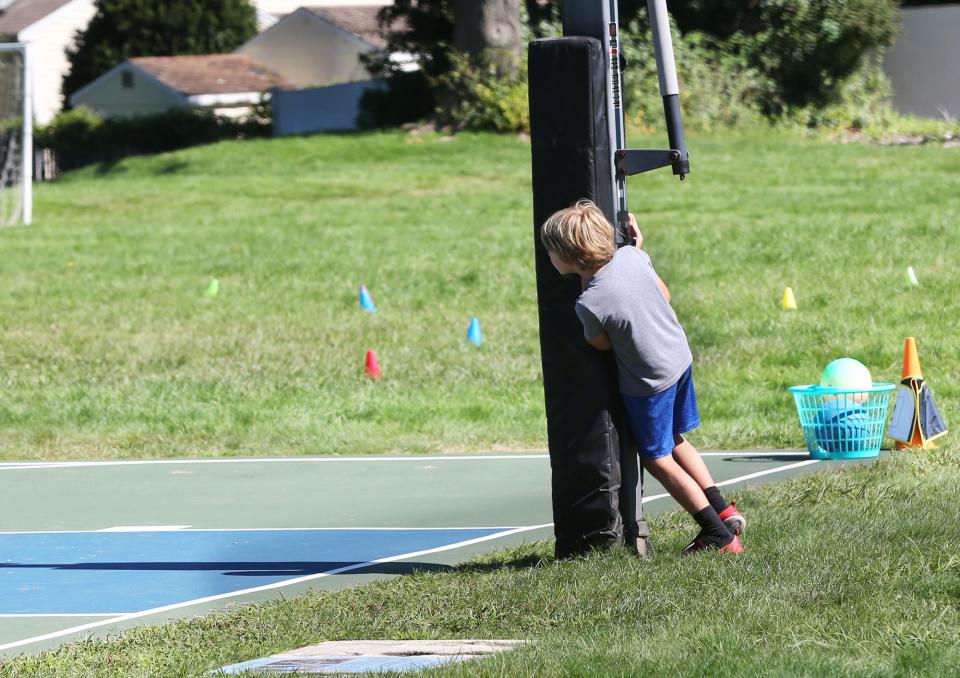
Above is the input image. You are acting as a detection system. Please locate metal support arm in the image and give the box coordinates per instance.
[615,148,682,178]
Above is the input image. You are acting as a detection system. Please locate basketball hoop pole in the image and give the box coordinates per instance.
[558,0,691,557]
[564,0,690,230]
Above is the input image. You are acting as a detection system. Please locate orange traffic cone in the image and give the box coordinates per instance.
[901,336,922,381]
[894,337,948,449]
[364,349,382,379]
[897,337,923,449]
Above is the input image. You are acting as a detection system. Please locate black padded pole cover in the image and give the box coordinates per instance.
[528,37,631,558]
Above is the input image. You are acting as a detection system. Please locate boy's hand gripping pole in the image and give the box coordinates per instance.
[615,0,690,180]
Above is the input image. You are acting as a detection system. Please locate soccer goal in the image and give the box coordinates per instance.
[0,42,31,226]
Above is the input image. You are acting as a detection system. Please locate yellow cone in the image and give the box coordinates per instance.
[781,286,797,310]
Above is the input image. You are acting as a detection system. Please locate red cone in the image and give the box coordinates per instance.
[364,350,382,379]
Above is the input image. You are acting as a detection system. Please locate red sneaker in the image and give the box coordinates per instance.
[718,501,746,536]
[681,533,745,556]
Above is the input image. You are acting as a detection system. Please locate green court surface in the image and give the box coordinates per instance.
[0,451,877,656]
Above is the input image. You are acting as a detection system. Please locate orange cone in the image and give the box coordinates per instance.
[901,336,922,380]
[897,337,924,449]
[364,350,382,379]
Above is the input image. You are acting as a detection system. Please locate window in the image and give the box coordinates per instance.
[121,71,134,89]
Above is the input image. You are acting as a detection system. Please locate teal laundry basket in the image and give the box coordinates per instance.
[788,383,895,459]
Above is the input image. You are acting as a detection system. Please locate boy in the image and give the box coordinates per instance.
[541,199,745,555]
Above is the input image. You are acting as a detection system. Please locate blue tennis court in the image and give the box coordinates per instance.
[0,451,867,655]
[0,527,518,615]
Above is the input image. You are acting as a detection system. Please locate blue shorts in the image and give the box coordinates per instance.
[623,364,701,460]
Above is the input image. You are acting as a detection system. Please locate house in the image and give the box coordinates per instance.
[68,54,294,118]
[239,4,414,134]
[0,0,389,124]
[0,0,95,123]
[237,4,392,89]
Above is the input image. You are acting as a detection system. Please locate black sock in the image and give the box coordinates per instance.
[693,507,734,546]
[704,486,727,514]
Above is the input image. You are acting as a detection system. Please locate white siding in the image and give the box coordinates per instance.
[20,0,95,123]
[70,67,183,117]
[238,11,373,88]
[883,5,960,120]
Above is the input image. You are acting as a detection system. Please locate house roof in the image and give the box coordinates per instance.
[129,54,295,95]
[302,5,391,50]
[0,0,74,34]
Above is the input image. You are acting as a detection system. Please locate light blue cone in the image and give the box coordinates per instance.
[466,316,483,346]
[359,285,377,313]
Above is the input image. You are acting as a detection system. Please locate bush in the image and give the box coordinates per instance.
[620,21,769,133]
[356,71,435,130]
[751,0,900,112]
[666,0,900,113]
[431,51,529,133]
[359,0,905,136]
[36,106,270,171]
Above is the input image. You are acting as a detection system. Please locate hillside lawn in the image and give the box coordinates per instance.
[0,130,958,675]
[1,129,957,460]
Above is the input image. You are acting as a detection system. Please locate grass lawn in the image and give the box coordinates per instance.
[1,129,957,459]
[3,449,958,676]
[1,129,958,674]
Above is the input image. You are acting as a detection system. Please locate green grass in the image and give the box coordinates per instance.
[4,448,958,676]
[1,128,958,460]
[2,130,958,674]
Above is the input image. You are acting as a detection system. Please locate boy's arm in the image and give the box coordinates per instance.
[586,331,612,351]
[576,303,612,351]
[629,212,670,302]
[656,275,671,302]
[627,213,643,249]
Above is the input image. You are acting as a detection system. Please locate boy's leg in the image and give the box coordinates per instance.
[642,455,734,549]
[672,433,746,535]
[642,453,709,515]
[670,362,748,537]
[671,433,715,489]
[623,370,740,552]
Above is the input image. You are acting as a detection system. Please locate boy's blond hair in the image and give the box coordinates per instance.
[540,199,616,271]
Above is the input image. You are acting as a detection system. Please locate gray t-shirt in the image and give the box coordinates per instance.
[575,246,692,396]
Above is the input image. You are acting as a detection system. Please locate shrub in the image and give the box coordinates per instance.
[363,0,905,136]
[666,0,900,113]
[356,71,435,130]
[620,20,769,133]
[431,50,529,133]
[751,0,900,112]
[36,106,270,171]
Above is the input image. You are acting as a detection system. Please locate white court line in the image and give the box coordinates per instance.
[0,526,526,536]
[640,459,821,504]
[0,451,811,472]
[99,526,192,532]
[698,451,807,457]
[0,614,122,618]
[0,454,550,471]
[0,523,553,653]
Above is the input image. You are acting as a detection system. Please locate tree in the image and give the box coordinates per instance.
[359,0,528,127]
[62,0,258,105]
[452,0,521,58]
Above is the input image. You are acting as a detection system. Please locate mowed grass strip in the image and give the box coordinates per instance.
[4,447,958,676]
[0,130,957,459]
